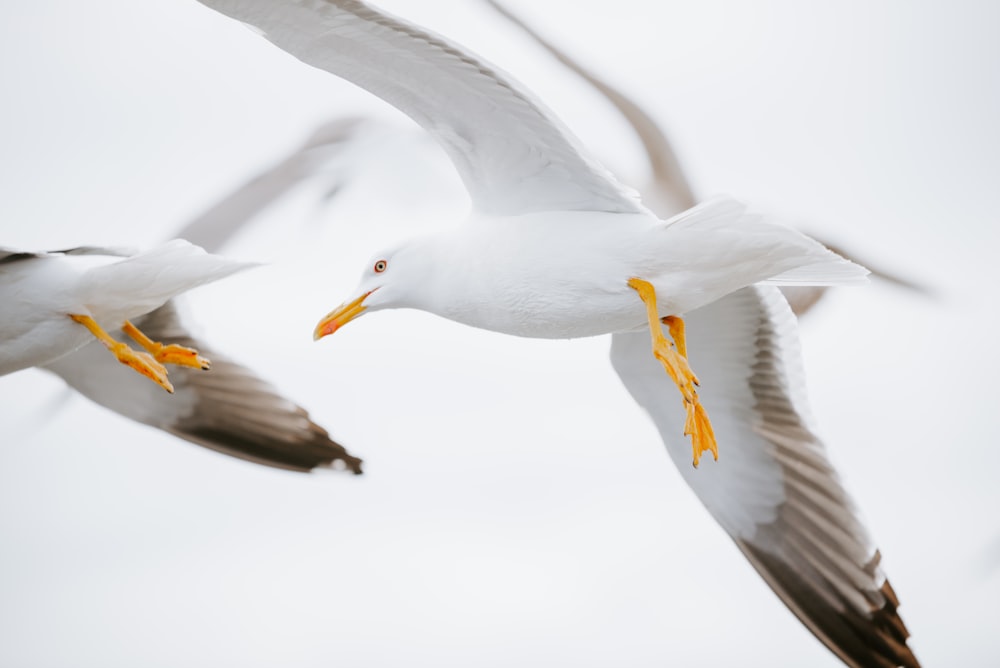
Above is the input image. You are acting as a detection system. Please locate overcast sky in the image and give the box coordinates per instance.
[1,1,999,666]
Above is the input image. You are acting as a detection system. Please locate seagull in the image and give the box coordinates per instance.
[483,0,926,318]
[42,300,364,473]
[36,119,367,474]
[0,240,251,393]
[193,1,919,665]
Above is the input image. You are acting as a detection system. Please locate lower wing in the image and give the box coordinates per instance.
[610,285,918,667]
[42,301,363,474]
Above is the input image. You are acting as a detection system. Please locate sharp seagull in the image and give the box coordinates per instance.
[193,1,919,665]
[484,0,926,319]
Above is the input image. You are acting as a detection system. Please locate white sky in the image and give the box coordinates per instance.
[1,1,999,666]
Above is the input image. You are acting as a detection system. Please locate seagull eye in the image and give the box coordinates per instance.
[373,260,387,273]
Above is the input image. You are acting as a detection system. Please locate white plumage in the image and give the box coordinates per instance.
[0,240,252,376]
[22,118,368,473]
[194,1,919,665]
[341,199,864,340]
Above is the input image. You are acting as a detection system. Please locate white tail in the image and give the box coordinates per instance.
[79,240,257,316]
[664,197,870,287]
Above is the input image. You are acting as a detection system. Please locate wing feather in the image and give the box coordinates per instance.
[196,0,646,215]
[43,302,363,474]
[610,285,918,667]
[483,0,697,215]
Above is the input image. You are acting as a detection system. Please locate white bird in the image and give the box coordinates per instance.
[34,119,367,473]
[193,1,919,665]
[484,0,927,318]
[0,240,251,393]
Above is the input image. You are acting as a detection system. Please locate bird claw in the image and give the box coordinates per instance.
[687,402,718,467]
[122,320,211,370]
[111,342,174,393]
[152,343,211,370]
[629,277,719,466]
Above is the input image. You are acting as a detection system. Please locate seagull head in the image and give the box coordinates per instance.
[313,240,438,340]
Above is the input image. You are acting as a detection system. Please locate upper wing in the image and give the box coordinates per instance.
[0,246,132,264]
[195,0,646,216]
[483,0,697,216]
[0,248,45,264]
[610,285,918,667]
[42,301,363,474]
[172,116,366,252]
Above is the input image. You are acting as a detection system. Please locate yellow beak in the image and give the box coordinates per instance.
[313,291,372,340]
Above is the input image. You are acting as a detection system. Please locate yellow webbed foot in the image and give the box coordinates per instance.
[149,342,210,370]
[685,400,718,467]
[122,321,211,370]
[627,278,719,467]
[109,343,174,393]
[69,314,175,393]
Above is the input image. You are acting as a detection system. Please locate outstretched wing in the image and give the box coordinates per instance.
[610,285,918,667]
[172,115,366,251]
[43,301,363,474]
[0,248,45,264]
[195,0,646,216]
[483,0,697,216]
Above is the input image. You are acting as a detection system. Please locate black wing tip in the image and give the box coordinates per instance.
[318,454,365,475]
[135,304,365,475]
[170,424,365,475]
[738,541,921,668]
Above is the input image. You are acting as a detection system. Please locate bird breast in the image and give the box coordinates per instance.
[430,212,658,339]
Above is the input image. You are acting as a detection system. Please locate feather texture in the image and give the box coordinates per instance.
[43,301,363,473]
[611,285,918,667]
[197,0,646,216]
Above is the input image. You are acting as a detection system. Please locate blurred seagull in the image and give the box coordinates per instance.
[484,0,925,318]
[193,1,918,665]
[43,299,363,473]
[37,119,367,474]
[0,240,251,393]
[172,115,366,248]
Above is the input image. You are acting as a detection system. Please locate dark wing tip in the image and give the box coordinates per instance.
[0,249,44,264]
[170,420,363,474]
[167,366,366,474]
[137,303,364,474]
[738,541,920,668]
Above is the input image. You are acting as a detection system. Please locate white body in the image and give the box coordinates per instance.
[365,200,866,339]
[0,252,99,374]
[0,241,252,375]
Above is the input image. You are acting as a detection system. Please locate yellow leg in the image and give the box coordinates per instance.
[69,314,174,393]
[122,321,211,370]
[627,278,718,467]
[662,315,688,360]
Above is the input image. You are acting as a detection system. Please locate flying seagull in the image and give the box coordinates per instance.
[193,1,918,665]
[484,0,926,318]
[42,299,363,473]
[0,240,251,393]
[37,119,367,474]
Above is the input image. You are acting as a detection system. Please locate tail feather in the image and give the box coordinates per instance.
[664,198,870,288]
[79,239,256,318]
[763,253,870,286]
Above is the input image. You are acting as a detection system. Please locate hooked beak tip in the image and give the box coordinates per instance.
[313,321,337,341]
[313,290,372,342]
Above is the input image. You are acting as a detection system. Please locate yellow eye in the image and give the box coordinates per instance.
[374,260,387,273]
